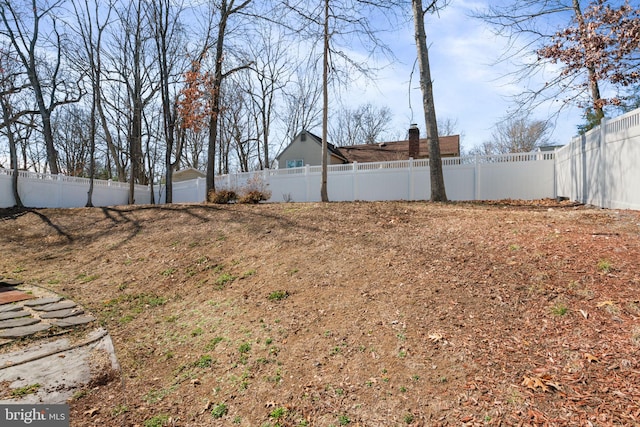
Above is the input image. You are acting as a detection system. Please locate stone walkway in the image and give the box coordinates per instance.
[0,279,95,340]
[0,277,119,404]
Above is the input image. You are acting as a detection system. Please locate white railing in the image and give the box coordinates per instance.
[170,152,557,204]
[2,107,638,209]
[556,108,640,210]
[0,169,151,208]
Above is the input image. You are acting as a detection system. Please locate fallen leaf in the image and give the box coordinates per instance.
[584,353,599,363]
[84,408,99,417]
[522,374,561,392]
[579,309,588,319]
[597,300,615,307]
[428,332,444,343]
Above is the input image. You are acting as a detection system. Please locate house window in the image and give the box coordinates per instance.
[286,159,304,168]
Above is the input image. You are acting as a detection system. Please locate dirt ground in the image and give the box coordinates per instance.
[0,200,639,427]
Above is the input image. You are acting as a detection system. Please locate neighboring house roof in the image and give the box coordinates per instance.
[337,135,460,163]
[275,130,349,163]
[173,167,206,182]
[537,144,564,152]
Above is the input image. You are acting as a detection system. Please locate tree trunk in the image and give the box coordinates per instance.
[320,0,330,202]
[412,0,447,202]
[572,0,604,123]
[0,99,24,207]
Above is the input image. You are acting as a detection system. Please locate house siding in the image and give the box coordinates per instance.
[277,133,345,169]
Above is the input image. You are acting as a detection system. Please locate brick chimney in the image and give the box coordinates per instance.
[408,124,420,158]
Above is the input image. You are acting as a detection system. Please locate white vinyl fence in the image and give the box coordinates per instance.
[2,107,639,209]
[0,169,150,208]
[556,108,640,210]
[164,152,556,204]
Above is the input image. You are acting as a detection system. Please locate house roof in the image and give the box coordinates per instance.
[337,135,460,163]
[275,130,349,163]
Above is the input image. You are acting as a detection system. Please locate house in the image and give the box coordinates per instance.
[275,130,348,169]
[275,125,460,168]
[172,167,206,182]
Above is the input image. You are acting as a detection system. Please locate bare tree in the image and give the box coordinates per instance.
[280,63,323,147]
[0,46,32,207]
[412,0,447,202]
[282,0,402,202]
[329,103,392,146]
[69,0,114,206]
[244,24,292,169]
[149,0,188,203]
[205,0,253,194]
[109,0,160,203]
[0,0,82,175]
[475,0,614,124]
[471,115,552,155]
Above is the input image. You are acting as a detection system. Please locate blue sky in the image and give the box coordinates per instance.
[341,0,586,152]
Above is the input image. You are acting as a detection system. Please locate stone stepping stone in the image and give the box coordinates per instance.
[0,278,23,286]
[23,297,63,307]
[0,304,22,313]
[0,323,51,338]
[0,310,30,321]
[40,308,85,319]
[50,315,95,328]
[31,301,77,312]
[0,290,34,305]
[0,317,40,329]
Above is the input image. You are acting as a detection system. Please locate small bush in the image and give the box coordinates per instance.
[237,190,269,204]
[208,189,237,204]
[237,173,271,203]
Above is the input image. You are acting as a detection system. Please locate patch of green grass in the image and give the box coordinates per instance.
[268,290,289,301]
[11,383,40,397]
[242,269,257,278]
[338,414,350,425]
[119,314,135,324]
[551,302,568,316]
[215,272,236,287]
[191,327,204,337]
[508,244,521,251]
[211,403,228,419]
[160,268,176,277]
[404,413,415,424]
[112,404,129,416]
[205,337,225,351]
[269,406,287,420]
[77,273,99,283]
[143,386,177,404]
[195,354,213,368]
[144,414,170,427]
[597,259,613,274]
[238,342,251,354]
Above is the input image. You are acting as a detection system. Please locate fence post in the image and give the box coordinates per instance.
[305,165,310,202]
[474,155,480,200]
[57,173,64,208]
[352,162,358,201]
[408,158,414,201]
[600,117,608,208]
